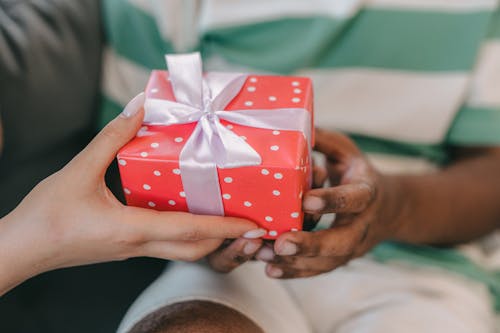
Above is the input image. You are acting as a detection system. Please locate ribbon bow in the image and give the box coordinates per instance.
[143,53,311,216]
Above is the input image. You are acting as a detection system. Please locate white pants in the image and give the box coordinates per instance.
[117,258,497,333]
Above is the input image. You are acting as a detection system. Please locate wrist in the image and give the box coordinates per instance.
[376,174,410,242]
[0,213,53,295]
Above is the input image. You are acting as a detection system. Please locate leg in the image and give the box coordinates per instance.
[283,258,496,333]
[128,300,263,333]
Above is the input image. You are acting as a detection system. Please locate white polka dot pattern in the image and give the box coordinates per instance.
[120,75,313,239]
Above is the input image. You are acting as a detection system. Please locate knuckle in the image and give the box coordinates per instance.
[180,228,203,241]
[101,122,121,140]
[341,238,357,256]
[332,194,348,210]
[310,241,325,257]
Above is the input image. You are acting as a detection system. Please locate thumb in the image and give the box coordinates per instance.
[69,93,145,176]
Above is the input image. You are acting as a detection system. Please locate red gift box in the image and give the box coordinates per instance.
[117,56,313,239]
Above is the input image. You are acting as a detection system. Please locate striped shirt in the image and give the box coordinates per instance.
[100,0,500,309]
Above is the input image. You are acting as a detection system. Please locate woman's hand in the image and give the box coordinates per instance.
[0,93,260,295]
[260,129,400,278]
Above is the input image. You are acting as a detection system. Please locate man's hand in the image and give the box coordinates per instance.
[207,160,328,273]
[259,129,400,279]
[0,93,261,295]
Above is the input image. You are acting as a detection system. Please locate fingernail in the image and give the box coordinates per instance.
[256,247,275,262]
[303,196,325,212]
[243,241,260,255]
[267,266,283,278]
[120,92,145,118]
[277,241,297,256]
[243,229,267,239]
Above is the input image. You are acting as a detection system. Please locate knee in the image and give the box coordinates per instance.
[128,300,264,333]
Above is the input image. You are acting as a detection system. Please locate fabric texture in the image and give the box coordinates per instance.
[118,259,497,333]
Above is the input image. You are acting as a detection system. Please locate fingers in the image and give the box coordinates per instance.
[303,182,375,214]
[68,93,146,177]
[265,264,327,279]
[273,224,366,258]
[264,256,349,279]
[122,207,263,242]
[256,226,366,279]
[314,128,361,160]
[141,238,224,261]
[208,237,263,273]
[312,165,328,189]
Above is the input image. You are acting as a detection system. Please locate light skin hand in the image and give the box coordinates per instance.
[262,129,500,279]
[0,93,261,295]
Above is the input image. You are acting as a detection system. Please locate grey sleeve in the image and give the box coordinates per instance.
[0,0,103,214]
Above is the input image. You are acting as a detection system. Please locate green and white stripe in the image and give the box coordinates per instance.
[100,0,500,311]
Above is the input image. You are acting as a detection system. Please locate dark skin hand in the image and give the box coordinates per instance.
[209,128,500,279]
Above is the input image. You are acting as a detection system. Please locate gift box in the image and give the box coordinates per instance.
[117,53,313,239]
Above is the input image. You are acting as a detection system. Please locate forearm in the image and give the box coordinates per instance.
[387,149,500,245]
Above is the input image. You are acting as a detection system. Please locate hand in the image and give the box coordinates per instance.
[207,163,328,273]
[259,129,400,279]
[0,93,260,294]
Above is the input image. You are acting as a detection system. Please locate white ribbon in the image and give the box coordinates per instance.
[144,53,311,216]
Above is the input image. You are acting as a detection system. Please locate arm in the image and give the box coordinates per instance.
[0,94,261,296]
[253,130,500,279]
[387,147,500,245]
